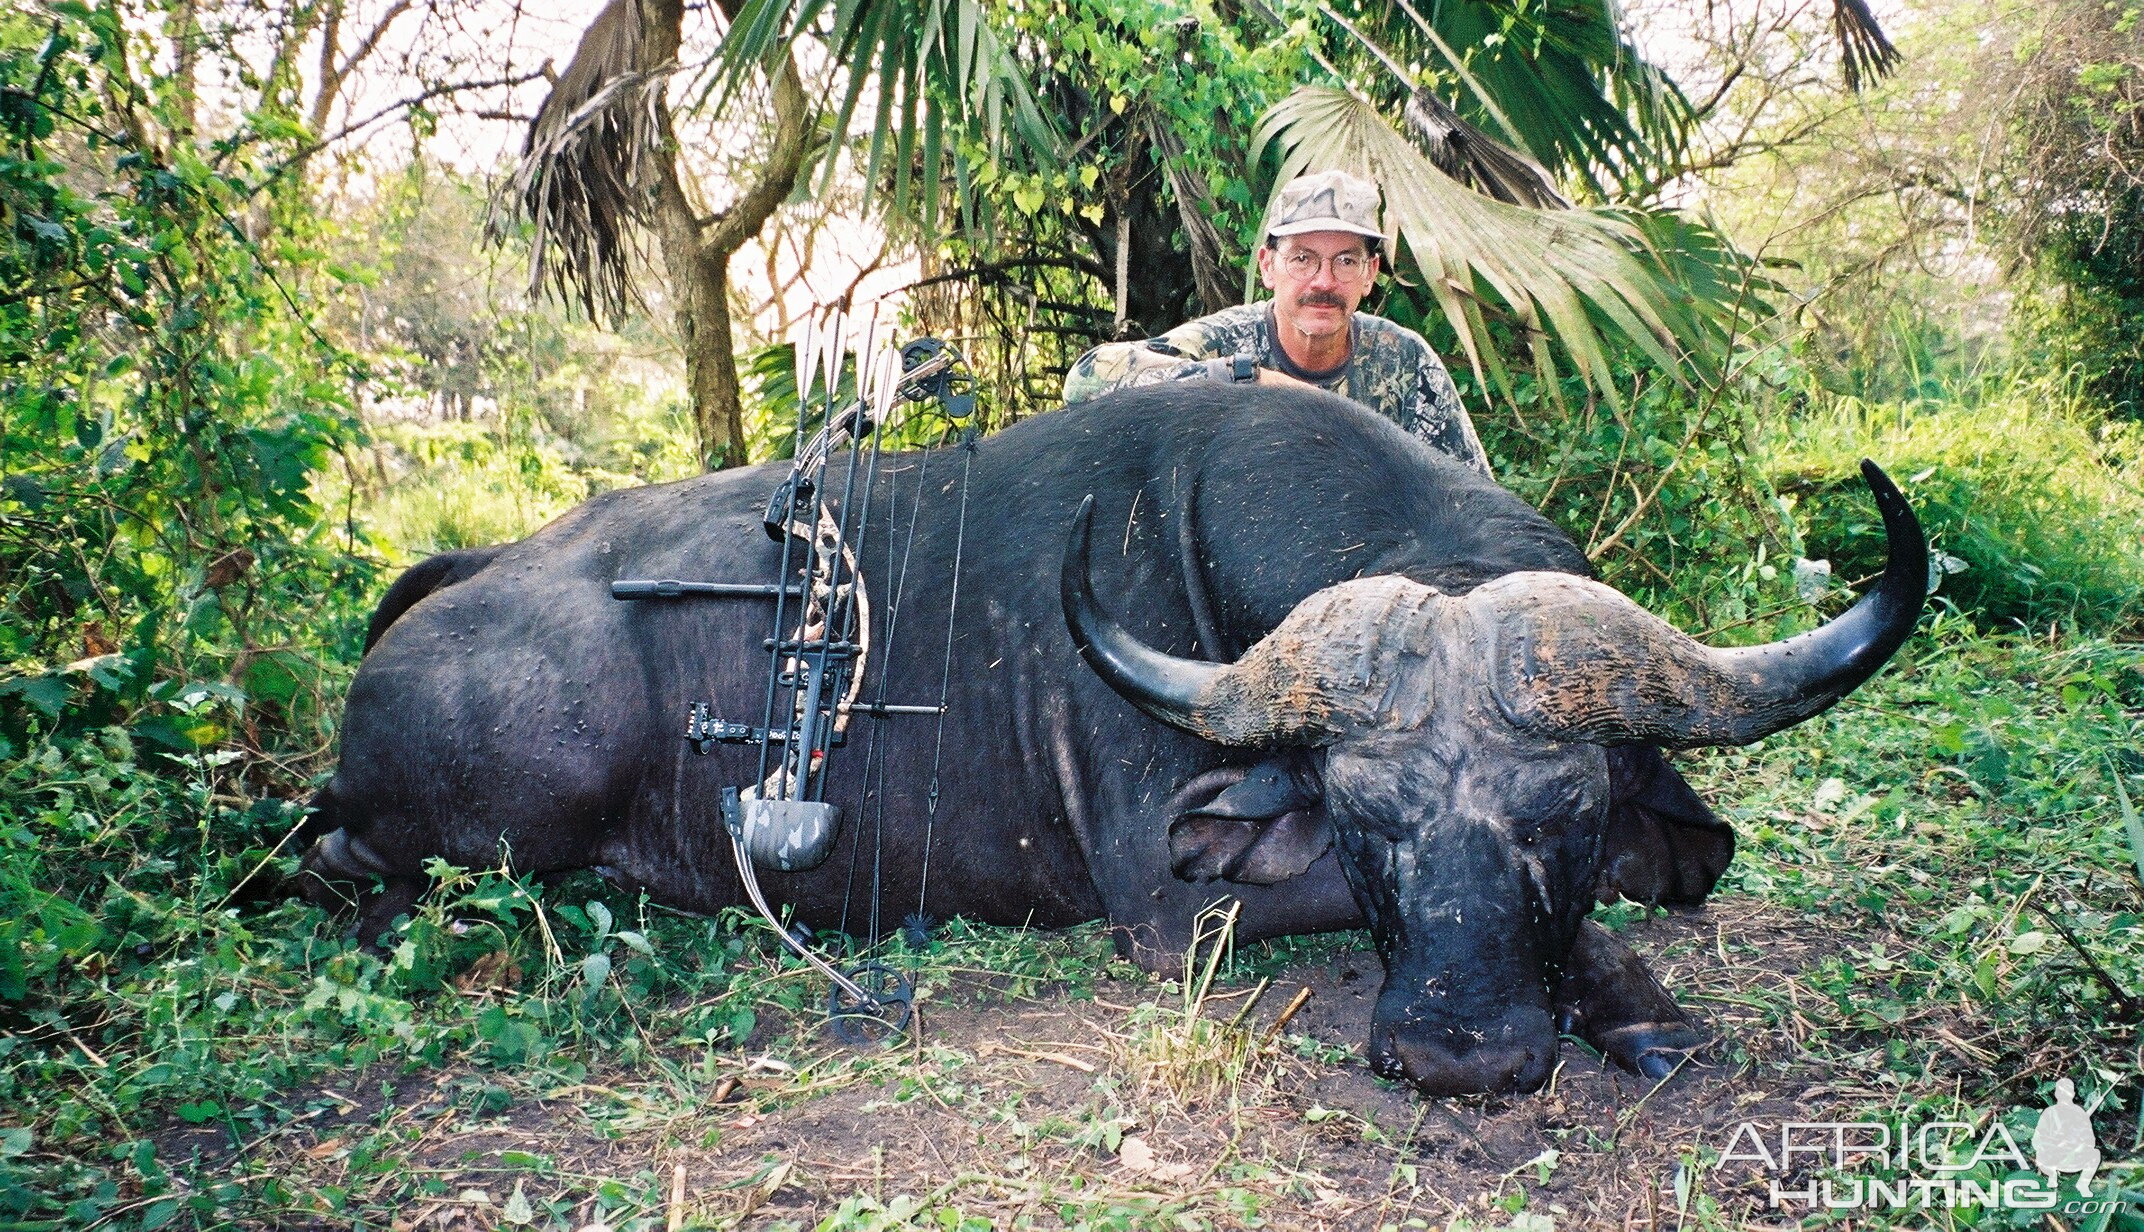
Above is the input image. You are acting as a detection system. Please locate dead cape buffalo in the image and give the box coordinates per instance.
[302,384,1925,1095]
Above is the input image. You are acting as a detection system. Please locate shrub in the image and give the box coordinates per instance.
[0,9,377,759]
[1768,374,2144,634]
[1471,359,1813,644]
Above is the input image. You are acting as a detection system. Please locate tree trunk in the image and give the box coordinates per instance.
[641,0,811,471]
[651,185,749,470]
[1069,112,1216,339]
[171,0,200,140]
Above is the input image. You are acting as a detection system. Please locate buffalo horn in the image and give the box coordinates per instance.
[1061,496,1427,746]
[1061,495,1231,736]
[1483,460,1927,748]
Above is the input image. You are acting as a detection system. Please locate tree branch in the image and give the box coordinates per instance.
[899,256,1106,296]
[312,0,422,137]
[2032,901,2144,1021]
[255,70,548,194]
[312,1,345,137]
[701,50,811,256]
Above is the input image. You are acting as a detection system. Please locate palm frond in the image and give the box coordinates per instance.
[710,0,1061,209]
[492,0,660,324]
[1254,87,1746,403]
[1832,0,1901,91]
[1402,89,1569,209]
[1310,1,1568,208]
[1370,0,1692,195]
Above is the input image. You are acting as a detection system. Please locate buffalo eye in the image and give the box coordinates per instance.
[1508,775,1599,835]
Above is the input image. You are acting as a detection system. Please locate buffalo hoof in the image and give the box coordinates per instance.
[1584,1018,1709,1080]
[349,878,425,954]
[1556,920,1712,1081]
[297,828,425,953]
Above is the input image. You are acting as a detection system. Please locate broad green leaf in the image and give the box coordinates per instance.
[0,674,70,717]
[580,951,612,989]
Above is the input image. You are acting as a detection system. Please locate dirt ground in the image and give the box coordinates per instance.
[180,891,1967,1232]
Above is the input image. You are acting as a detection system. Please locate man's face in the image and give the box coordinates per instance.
[1257,231,1379,344]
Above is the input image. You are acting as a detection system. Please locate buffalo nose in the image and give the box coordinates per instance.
[1371,1007,1557,1096]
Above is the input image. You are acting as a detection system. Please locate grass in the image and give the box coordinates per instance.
[1654,615,2144,1231]
[1111,904,1281,1110]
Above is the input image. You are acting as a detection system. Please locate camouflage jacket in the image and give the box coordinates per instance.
[1060,302,1490,477]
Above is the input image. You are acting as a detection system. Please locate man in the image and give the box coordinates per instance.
[1061,169,1491,477]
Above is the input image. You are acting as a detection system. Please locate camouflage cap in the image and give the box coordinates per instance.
[1266,169,1384,241]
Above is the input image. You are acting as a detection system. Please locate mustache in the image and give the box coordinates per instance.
[1295,292,1347,309]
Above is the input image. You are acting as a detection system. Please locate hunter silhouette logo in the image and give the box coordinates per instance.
[2033,1078,2101,1196]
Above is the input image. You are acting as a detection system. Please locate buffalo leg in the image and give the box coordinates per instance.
[1555,920,1708,1079]
[349,877,426,951]
[297,827,427,952]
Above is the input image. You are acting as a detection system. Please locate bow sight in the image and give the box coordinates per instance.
[610,312,977,1047]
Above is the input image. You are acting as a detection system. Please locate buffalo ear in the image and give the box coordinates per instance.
[1594,746,1734,907]
[1169,810,1332,884]
[1167,751,1331,886]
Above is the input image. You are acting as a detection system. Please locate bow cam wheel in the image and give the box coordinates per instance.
[826,962,914,1048]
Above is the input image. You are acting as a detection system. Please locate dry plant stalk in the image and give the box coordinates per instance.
[1116,902,1280,1109]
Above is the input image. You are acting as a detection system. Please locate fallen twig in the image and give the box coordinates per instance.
[1259,987,1314,1045]
[2032,900,2144,1020]
[1224,979,1272,1031]
[977,1042,1098,1073]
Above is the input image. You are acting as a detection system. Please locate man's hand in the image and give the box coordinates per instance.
[1255,367,1318,391]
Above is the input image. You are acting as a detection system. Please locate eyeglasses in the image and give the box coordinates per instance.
[1276,247,1373,279]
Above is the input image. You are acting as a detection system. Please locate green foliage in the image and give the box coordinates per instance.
[317,160,698,558]
[974,0,1292,235]
[1770,374,2144,634]
[0,5,375,757]
[362,422,588,555]
[1471,351,1810,640]
[1996,0,2144,420]
[884,0,1303,421]
[894,0,1747,423]
[2025,181,2144,420]
[332,161,692,452]
[352,401,695,561]
[740,339,993,462]
[1698,621,2144,1091]
[1346,0,1690,195]
[743,338,863,460]
[714,0,1060,225]
[1481,338,2144,639]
